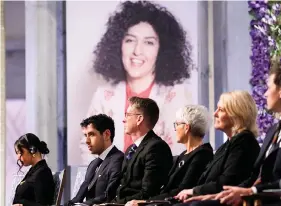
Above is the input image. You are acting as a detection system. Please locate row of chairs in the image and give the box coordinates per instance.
[9,169,67,206]
[10,166,274,206]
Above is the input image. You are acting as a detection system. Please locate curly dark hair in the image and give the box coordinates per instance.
[93,0,193,86]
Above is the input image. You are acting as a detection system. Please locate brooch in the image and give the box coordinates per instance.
[20,180,25,185]
[179,160,185,168]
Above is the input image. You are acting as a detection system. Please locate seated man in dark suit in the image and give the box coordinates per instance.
[181,59,281,206]
[65,114,124,206]
[112,96,173,204]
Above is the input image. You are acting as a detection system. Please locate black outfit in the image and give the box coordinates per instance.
[13,159,55,206]
[176,125,281,206]
[240,123,281,191]
[69,146,124,205]
[193,130,260,195]
[238,123,281,205]
[150,143,214,200]
[113,130,173,204]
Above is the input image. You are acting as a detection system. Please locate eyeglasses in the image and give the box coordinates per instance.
[173,122,186,130]
[125,112,142,118]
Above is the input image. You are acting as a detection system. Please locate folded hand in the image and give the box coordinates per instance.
[175,189,193,201]
[216,186,252,206]
[183,194,218,203]
[125,200,146,206]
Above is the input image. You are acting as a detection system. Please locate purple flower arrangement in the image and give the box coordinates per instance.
[249,1,281,143]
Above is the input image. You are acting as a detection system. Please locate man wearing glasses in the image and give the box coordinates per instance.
[112,96,173,204]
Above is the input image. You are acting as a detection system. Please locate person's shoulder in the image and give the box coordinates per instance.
[156,80,192,93]
[110,146,124,158]
[231,130,259,148]
[156,80,194,104]
[197,143,214,154]
[34,164,53,182]
[95,82,125,93]
[147,132,171,150]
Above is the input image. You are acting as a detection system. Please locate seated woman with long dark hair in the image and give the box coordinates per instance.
[12,133,55,206]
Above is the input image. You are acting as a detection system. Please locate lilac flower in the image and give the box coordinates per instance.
[272,4,281,12]
[249,0,275,142]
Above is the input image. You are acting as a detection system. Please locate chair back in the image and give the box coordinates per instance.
[72,166,87,198]
[8,174,25,206]
[53,169,66,206]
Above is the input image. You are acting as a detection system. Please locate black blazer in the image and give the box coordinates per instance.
[114,130,173,203]
[13,159,55,206]
[150,143,214,200]
[71,146,124,205]
[240,124,281,192]
[193,130,260,195]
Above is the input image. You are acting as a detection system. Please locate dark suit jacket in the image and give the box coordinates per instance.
[193,130,260,195]
[13,159,55,206]
[239,124,281,192]
[71,146,124,205]
[150,143,214,200]
[114,130,173,203]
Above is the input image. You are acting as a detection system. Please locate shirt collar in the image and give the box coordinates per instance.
[134,133,147,147]
[99,144,114,160]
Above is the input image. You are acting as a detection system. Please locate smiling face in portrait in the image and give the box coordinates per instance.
[265,74,281,113]
[121,22,160,80]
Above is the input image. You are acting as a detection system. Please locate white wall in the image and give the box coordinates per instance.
[226,1,251,93]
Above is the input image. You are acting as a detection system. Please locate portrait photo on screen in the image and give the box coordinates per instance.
[66,1,200,165]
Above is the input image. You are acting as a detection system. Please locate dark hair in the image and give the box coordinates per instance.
[14,133,50,172]
[129,96,159,128]
[80,114,115,142]
[269,58,281,87]
[93,0,193,86]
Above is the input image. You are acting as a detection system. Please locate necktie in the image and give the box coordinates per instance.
[268,121,281,155]
[126,144,138,160]
[88,157,103,190]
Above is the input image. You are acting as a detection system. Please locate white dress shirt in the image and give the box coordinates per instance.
[96,144,114,172]
[134,133,147,147]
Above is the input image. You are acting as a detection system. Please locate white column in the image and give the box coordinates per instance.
[0,0,6,205]
[208,1,215,149]
[25,1,58,171]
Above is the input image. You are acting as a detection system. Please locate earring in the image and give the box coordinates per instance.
[32,154,36,157]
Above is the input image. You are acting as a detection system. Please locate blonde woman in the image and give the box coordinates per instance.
[175,91,260,205]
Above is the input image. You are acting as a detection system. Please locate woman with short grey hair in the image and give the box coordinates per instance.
[174,105,210,145]
[148,105,214,200]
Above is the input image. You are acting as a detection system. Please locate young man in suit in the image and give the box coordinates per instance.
[185,59,281,206]
[113,96,173,204]
[66,114,124,206]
